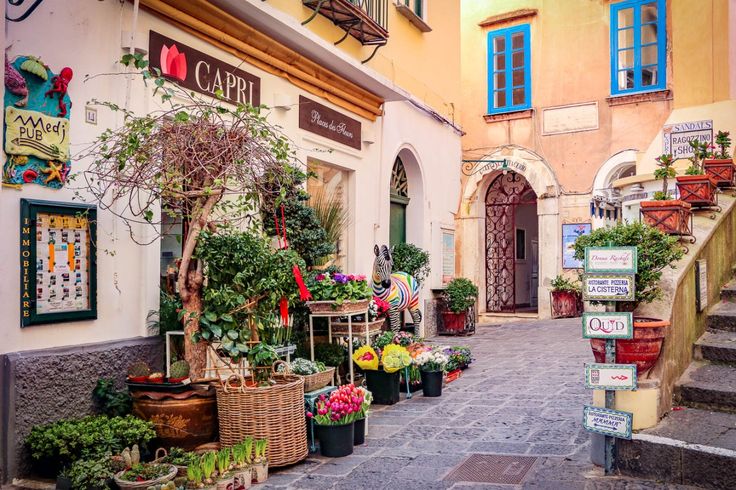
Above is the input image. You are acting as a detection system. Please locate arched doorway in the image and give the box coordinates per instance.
[389,156,410,246]
[485,172,538,313]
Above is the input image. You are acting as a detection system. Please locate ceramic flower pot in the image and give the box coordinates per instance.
[316,422,354,457]
[216,475,233,490]
[420,370,443,397]
[365,370,400,405]
[233,468,252,489]
[550,290,581,318]
[704,158,736,187]
[675,174,719,208]
[441,311,466,333]
[353,417,366,446]
[252,461,268,483]
[590,317,669,375]
[640,199,692,236]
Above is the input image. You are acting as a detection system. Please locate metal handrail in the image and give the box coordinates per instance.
[345,0,388,31]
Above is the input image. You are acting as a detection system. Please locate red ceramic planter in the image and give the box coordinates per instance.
[640,199,692,237]
[441,311,466,332]
[675,175,719,208]
[704,158,736,187]
[590,317,669,375]
[550,290,581,318]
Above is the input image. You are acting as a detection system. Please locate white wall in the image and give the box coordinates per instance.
[0,0,461,352]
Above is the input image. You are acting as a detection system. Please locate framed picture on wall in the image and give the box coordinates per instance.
[20,199,97,327]
[562,223,592,269]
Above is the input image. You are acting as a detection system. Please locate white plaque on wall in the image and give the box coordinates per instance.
[542,102,599,135]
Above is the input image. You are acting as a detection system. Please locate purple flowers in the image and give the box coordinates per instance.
[333,273,349,284]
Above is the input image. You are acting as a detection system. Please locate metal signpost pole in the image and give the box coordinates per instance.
[604,301,616,476]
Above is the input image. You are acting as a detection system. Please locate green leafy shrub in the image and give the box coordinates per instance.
[391,243,431,285]
[92,378,131,417]
[67,456,115,490]
[444,278,479,313]
[314,343,347,368]
[572,221,683,310]
[550,275,581,293]
[26,415,156,469]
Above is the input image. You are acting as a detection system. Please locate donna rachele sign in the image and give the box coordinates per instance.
[299,96,361,150]
[149,31,261,107]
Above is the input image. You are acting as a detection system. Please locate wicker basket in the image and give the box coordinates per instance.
[331,318,385,336]
[215,368,307,467]
[302,367,335,392]
[114,464,177,489]
[306,299,370,314]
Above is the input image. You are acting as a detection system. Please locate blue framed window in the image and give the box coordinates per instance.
[610,0,666,95]
[487,24,531,114]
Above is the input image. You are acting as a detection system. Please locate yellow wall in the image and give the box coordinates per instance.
[266,0,461,119]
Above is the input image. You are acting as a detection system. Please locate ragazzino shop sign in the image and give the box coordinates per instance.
[149,31,261,107]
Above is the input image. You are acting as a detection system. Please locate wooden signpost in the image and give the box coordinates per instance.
[582,246,637,476]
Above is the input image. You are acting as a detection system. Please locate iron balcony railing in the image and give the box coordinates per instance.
[345,0,388,33]
[303,0,389,47]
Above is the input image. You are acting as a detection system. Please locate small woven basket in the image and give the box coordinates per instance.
[114,464,177,489]
[301,367,335,393]
[306,299,370,314]
[215,364,307,467]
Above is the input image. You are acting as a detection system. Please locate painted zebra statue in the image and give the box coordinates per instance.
[372,244,422,333]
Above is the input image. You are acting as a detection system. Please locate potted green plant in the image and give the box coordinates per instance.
[185,459,204,489]
[215,448,232,490]
[114,463,177,489]
[200,451,217,487]
[413,347,449,397]
[391,243,431,285]
[550,275,582,318]
[65,456,115,490]
[640,154,693,237]
[247,343,280,387]
[573,222,684,374]
[441,278,478,333]
[305,272,372,314]
[704,130,735,187]
[252,438,269,483]
[676,139,719,209]
[231,437,253,489]
[307,385,363,457]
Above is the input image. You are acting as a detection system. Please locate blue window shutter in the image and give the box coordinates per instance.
[487,24,532,115]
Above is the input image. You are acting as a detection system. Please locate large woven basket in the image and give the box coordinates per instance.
[114,464,176,489]
[215,370,307,467]
[302,367,335,393]
[306,299,370,314]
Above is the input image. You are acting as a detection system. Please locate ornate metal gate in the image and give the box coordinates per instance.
[485,172,536,312]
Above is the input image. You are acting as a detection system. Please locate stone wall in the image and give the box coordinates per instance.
[0,336,163,483]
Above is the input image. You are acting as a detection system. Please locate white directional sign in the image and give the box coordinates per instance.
[583,406,633,439]
[582,312,633,339]
[585,247,638,274]
[584,363,637,390]
[583,274,635,301]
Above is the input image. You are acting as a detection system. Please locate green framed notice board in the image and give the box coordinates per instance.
[20,199,97,327]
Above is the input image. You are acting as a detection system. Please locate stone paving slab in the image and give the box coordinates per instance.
[253,318,697,489]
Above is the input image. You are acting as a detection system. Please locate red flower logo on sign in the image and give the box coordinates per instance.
[159,43,187,81]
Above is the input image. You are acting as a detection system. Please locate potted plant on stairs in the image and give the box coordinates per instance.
[676,139,720,210]
[550,274,582,318]
[441,278,479,333]
[573,222,684,375]
[704,130,735,187]
[640,153,693,238]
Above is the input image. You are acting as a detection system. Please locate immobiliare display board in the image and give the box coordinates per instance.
[20,199,97,326]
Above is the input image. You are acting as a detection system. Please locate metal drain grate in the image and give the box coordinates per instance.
[443,454,538,484]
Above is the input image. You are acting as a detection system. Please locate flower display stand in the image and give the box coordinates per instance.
[675,175,721,216]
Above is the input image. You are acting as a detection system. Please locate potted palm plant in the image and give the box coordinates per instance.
[550,275,582,318]
[640,154,693,237]
[676,139,719,209]
[704,130,735,187]
[413,347,449,397]
[441,278,478,333]
[573,222,684,374]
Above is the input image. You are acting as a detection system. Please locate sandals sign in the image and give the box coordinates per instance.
[149,31,261,107]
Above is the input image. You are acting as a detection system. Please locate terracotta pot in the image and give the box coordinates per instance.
[550,290,581,318]
[675,174,719,208]
[704,158,736,187]
[127,375,148,383]
[441,311,466,333]
[590,317,669,375]
[640,199,692,236]
[131,387,218,450]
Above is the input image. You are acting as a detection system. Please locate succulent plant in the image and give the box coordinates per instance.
[128,361,151,378]
[169,360,190,379]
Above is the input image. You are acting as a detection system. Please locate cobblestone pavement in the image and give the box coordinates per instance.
[256,318,697,490]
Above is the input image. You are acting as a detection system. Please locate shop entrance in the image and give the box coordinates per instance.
[485,172,538,313]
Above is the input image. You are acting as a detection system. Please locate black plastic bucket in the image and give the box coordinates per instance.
[354,417,366,445]
[316,422,354,457]
[365,370,400,405]
[420,370,443,397]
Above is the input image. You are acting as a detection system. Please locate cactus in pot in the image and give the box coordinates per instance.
[127,361,151,381]
[169,360,190,382]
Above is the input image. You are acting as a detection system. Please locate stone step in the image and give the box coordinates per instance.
[676,362,736,412]
[694,330,736,364]
[706,301,736,332]
[617,408,736,489]
[721,279,736,302]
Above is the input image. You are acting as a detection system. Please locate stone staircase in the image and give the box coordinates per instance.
[617,278,736,489]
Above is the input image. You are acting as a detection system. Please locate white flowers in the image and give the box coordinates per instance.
[413,348,449,372]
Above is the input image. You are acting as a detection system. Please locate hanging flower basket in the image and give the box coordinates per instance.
[675,175,719,209]
[306,299,370,314]
[640,200,693,237]
[704,158,736,187]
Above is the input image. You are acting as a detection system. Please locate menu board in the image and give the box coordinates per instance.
[20,199,97,326]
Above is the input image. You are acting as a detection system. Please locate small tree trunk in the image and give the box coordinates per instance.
[182,276,207,379]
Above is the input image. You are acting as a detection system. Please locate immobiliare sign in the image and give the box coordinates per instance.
[582,274,635,301]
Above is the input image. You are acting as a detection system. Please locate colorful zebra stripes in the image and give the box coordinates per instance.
[372,244,422,333]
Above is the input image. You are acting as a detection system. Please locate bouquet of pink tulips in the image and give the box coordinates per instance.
[306,384,367,426]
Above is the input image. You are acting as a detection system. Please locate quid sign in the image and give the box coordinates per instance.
[149,31,261,107]
[582,312,633,339]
